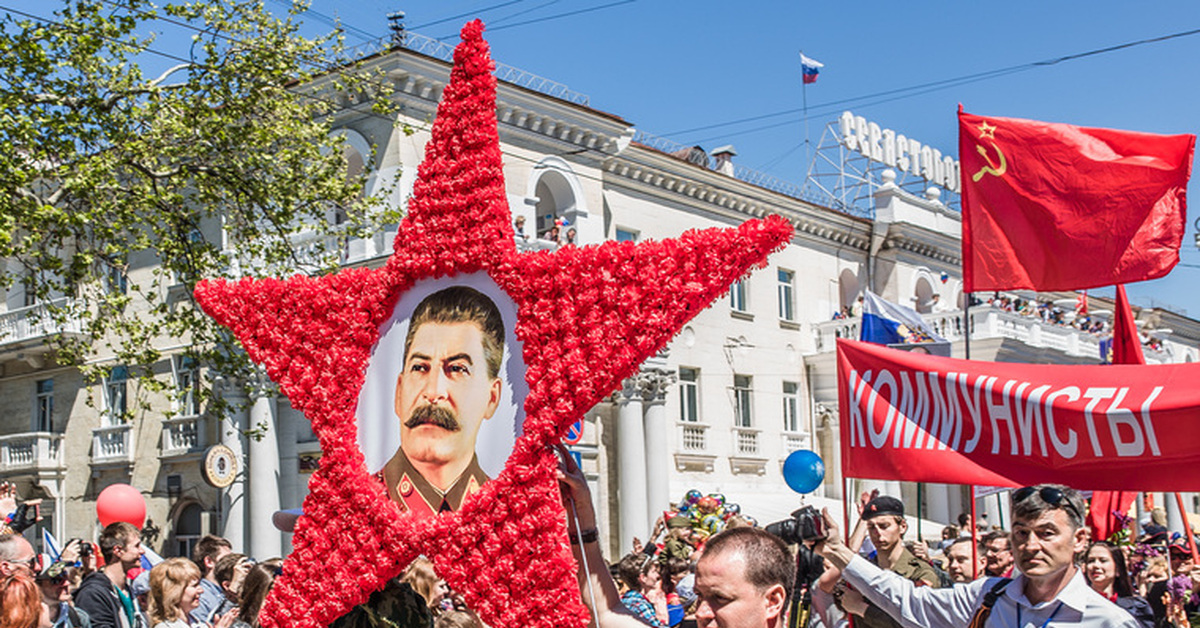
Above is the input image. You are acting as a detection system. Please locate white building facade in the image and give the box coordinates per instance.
[2,35,1198,560]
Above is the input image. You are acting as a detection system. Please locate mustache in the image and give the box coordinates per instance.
[404,404,461,432]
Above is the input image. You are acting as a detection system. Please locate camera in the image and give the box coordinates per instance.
[79,541,92,558]
[765,505,826,544]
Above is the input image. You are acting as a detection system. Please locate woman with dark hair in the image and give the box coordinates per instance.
[234,558,283,628]
[1085,541,1154,628]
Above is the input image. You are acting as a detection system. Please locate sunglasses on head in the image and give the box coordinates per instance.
[1013,486,1083,522]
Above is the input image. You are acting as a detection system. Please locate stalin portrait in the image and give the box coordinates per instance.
[380,285,506,518]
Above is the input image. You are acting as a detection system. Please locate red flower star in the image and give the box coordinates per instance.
[195,20,791,628]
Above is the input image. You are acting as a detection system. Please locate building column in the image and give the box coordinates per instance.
[641,368,676,524]
[616,377,648,553]
[247,375,282,560]
[1167,492,1186,533]
[925,483,950,525]
[219,382,248,550]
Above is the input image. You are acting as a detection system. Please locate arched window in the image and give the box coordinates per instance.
[171,502,204,559]
[914,277,935,314]
[838,269,860,314]
[533,170,576,238]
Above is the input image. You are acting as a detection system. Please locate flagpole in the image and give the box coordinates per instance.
[801,50,811,171]
[963,293,971,360]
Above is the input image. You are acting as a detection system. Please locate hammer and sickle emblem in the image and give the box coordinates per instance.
[971,142,1007,182]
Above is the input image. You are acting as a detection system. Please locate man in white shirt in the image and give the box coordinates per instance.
[816,484,1137,628]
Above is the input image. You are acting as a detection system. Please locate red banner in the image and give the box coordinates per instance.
[959,109,1194,292]
[836,339,1200,491]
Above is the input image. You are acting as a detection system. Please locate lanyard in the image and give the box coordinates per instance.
[1015,601,1064,628]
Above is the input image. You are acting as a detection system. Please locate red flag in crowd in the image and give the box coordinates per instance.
[1088,285,1147,538]
[1112,285,1146,366]
[959,109,1195,292]
[1088,491,1138,542]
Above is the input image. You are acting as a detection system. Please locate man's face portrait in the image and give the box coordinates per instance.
[396,319,502,474]
[355,279,523,519]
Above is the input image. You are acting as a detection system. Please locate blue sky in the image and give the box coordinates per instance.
[299,0,1200,316]
[11,1,1200,315]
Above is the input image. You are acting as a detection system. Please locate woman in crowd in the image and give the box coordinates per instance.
[2,571,50,628]
[234,558,283,628]
[1084,542,1155,628]
[401,557,451,615]
[148,557,237,628]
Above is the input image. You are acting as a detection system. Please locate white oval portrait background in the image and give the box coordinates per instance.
[355,273,527,478]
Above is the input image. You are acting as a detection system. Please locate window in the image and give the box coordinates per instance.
[105,366,128,425]
[175,356,201,417]
[105,258,127,295]
[777,269,795,321]
[730,279,748,313]
[782,381,799,432]
[35,379,54,432]
[173,503,204,559]
[733,375,753,427]
[615,228,638,243]
[678,367,699,423]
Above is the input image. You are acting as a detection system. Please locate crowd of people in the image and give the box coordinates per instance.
[555,445,1200,628]
[5,468,1199,628]
[0,522,284,628]
[512,215,577,248]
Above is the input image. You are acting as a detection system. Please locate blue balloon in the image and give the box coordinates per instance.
[782,450,825,494]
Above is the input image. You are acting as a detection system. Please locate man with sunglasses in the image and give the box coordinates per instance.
[39,561,92,628]
[0,532,39,576]
[814,484,1138,627]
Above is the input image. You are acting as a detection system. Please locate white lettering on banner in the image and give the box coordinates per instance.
[1044,386,1080,459]
[959,374,988,454]
[1141,387,1164,456]
[841,370,1165,460]
[868,370,898,448]
[1081,388,1116,457]
[1015,384,1052,457]
[1106,388,1143,457]
[838,111,962,193]
[987,379,1018,455]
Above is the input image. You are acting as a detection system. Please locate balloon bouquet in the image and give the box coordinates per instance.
[671,490,747,542]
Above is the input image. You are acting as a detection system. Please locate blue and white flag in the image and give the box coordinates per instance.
[141,545,165,570]
[42,529,62,563]
[860,290,946,345]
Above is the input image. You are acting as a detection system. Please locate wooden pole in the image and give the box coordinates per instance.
[1175,492,1199,562]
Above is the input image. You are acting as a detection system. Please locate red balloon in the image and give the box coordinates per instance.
[96,484,145,528]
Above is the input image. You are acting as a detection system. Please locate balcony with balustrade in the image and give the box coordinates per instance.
[0,298,85,364]
[673,422,715,473]
[0,433,65,477]
[161,416,206,459]
[812,307,1172,363]
[92,424,134,467]
[729,426,767,476]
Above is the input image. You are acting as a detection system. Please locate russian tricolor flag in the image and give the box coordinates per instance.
[859,290,946,346]
[800,53,823,84]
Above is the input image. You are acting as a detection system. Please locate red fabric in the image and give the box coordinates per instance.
[1088,490,1138,542]
[836,339,1200,491]
[1113,285,1146,365]
[959,109,1194,292]
[193,21,792,628]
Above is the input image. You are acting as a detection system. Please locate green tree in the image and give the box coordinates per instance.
[0,0,402,418]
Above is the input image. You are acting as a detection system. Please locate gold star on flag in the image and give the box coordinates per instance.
[978,121,997,140]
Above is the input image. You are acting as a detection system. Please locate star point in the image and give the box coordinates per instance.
[195,19,792,628]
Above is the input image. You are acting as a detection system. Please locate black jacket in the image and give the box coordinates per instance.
[74,571,141,628]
